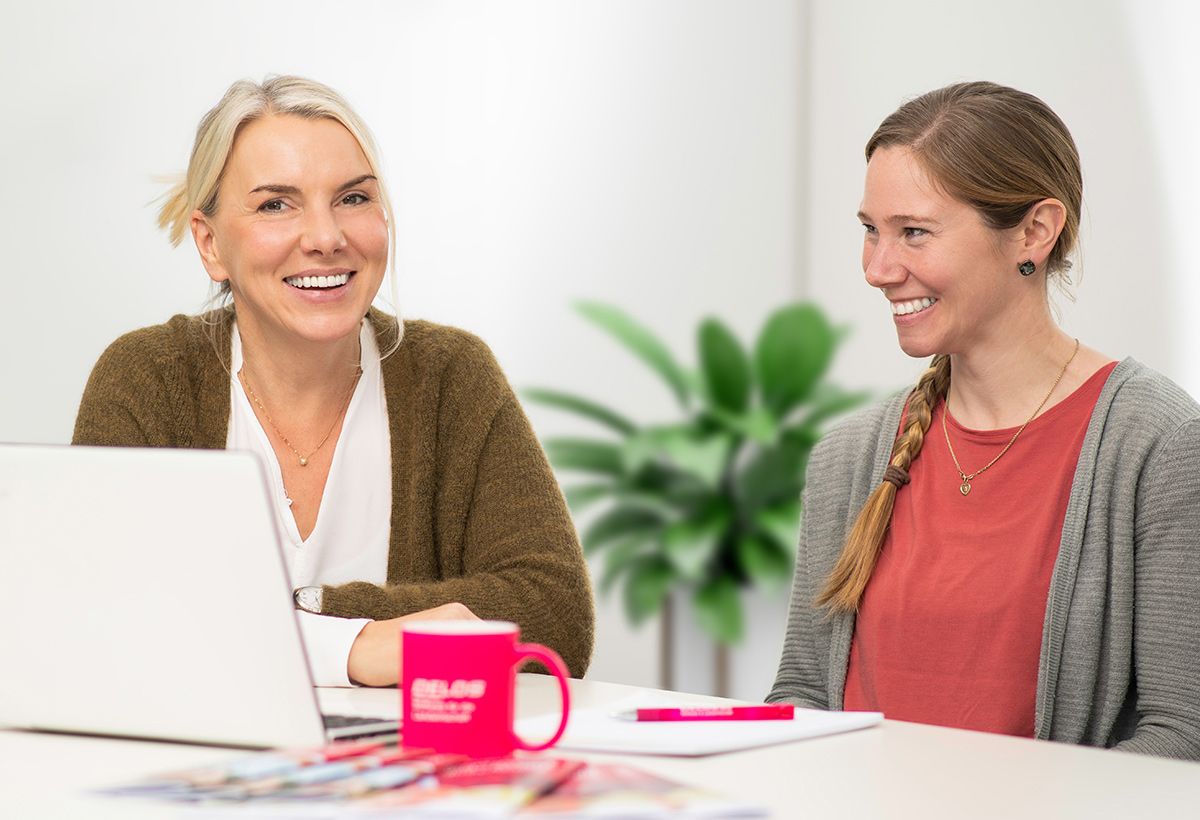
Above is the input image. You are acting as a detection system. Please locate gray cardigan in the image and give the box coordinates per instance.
[768,359,1200,759]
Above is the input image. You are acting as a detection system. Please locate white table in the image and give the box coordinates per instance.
[3,675,1199,818]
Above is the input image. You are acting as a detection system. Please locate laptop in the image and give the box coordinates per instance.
[0,443,398,748]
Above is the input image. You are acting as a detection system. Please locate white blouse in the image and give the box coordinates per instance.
[227,320,392,687]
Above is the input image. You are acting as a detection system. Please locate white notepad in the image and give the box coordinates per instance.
[517,695,882,757]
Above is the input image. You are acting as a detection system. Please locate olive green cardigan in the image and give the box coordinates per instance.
[73,309,594,678]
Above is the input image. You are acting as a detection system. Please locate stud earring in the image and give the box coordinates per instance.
[1018,260,1036,276]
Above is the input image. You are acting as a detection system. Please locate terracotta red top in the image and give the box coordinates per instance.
[842,362,1117,736]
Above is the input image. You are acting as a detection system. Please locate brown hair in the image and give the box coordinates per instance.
[816,82,1083,613]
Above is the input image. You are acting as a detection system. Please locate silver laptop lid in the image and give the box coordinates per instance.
[0,444,328,749]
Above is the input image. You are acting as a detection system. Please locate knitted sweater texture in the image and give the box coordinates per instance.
[768,358,1200,759]
[73,310,595,677]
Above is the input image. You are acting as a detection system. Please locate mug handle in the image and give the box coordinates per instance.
[511,643,571,752]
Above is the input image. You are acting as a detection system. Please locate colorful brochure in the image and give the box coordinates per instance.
[522,761,765,818]
[100,744,761,818]
[350,756,583,818]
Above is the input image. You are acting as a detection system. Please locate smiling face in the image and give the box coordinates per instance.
[191,114,389,348]
[858,146,1033,359]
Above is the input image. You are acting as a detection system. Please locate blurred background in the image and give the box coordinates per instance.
[2,0,1197,700]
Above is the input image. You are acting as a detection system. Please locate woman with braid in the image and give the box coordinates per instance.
[768,82,1200,758]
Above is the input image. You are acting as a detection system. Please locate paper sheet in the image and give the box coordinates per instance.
[516,695,882,757]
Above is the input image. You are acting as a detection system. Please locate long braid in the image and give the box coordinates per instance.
[815,355,951,613]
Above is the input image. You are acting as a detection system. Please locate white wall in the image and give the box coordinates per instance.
[0,1,805,693]
[1126,2,1200,398]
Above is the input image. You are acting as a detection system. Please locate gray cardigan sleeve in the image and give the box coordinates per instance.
[765,410,885,707]
[1119,417,1200,758]
[767,473,833,709]
[766,397,900,711]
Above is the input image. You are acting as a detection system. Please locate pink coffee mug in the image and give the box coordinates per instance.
[400,620,571,758]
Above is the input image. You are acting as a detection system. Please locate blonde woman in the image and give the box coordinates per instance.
[769,82,1200,758]
[74,76,594,686]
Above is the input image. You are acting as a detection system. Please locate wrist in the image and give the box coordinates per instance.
[347,620,385,687]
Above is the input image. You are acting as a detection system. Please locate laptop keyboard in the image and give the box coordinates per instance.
[321,710,400,739]
[323,713,374,730]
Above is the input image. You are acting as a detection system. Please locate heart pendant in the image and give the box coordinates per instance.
[960,481,971,496]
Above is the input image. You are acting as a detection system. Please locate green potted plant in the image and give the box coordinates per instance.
[526,301,866,694]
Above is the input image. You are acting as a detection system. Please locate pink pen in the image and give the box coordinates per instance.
[614,704,795,722]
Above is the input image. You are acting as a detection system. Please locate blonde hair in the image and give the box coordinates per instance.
[159,75,402,346]
[817,82,1083,613]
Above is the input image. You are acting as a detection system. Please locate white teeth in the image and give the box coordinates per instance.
[285,273,351,289]
[891,297,936,316]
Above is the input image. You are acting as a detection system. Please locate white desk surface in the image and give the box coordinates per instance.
[3,675,1199,819]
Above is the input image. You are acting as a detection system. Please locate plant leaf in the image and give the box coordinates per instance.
[693,576,743,644]
[698,318,751,414]
[732,436,809,515]
[629,462,713,510]
[755,500,801,554]
[581,505,664,555]
[700,404,743,434]
[608,489,682,518]
[623,556,677,625]
[662,505,731,581]
[622,425,733,489]
[563,483,614,513]
[755,303,836,419]
[523,387,638,435]
[736,535,794,585]
[658,427,734,489]
[781,425,820,453]
[790,383,871,431]
[544,438,625,477]
[577,301,692,408]
[621,429,661,476]
[743,407,778,443]
[703,405,777,444]
[599,535,653,594]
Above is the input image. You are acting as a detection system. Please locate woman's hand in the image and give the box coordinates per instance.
[346,602,479,687]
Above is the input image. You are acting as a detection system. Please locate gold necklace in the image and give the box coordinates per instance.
[239,360,363,468]
[941,338,1080,497]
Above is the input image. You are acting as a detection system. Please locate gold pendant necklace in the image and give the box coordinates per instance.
[239,350,363,468]
[941,339,1080,496]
